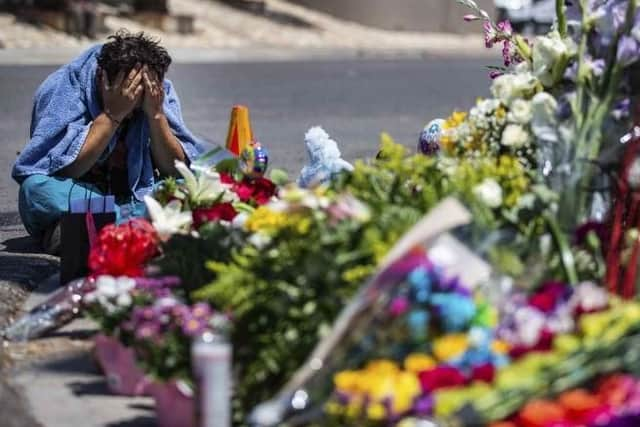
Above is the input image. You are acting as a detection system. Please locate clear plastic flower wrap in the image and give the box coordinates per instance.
[2,277,94,342]
[248,198,496,426]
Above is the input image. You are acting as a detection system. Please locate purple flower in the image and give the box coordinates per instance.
[136,321,160,340]
[389,296,410,317]
[613,97,631,120]
[413,395,434,416]
[181,315,208,337]
[618,35,640,67]
[191,302,213,320]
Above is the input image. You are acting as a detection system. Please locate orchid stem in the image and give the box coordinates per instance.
[556,0,567,37]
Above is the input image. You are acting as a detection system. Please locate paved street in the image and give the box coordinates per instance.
[0,57,490,426]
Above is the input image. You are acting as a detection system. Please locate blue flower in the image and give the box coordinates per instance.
[407,309,430,341]
[431,293,477,332]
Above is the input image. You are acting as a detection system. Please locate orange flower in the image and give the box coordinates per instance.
[518,399,567,427]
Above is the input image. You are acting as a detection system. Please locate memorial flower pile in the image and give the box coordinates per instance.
[121,298,229,382]
[83,275,180,336]
[326,270,640,425]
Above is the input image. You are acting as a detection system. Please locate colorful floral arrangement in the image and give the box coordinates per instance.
[68,1,640,425]
[325,262,640,426]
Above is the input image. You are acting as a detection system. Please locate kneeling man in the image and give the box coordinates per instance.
[13,31,204,254]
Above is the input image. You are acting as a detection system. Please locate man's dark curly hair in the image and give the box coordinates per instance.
[97,30,171,83]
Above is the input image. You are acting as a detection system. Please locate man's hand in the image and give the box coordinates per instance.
[142,66,165,119]
[99,64,144,123]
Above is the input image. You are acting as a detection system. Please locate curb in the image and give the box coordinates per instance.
[0,46,499,66]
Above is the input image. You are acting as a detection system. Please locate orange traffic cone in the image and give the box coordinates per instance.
[225,105,254,156]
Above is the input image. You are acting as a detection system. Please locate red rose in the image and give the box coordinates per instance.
[233,180,255,202]
[528,282,568,313]
[471,363,495,383]
[192,203,238,228]
[509,329,555,358]
[88,219,159,277]
[219,173,235,185]
[418,365,466,392]
[249,177,276,205]
[231,177,276,205]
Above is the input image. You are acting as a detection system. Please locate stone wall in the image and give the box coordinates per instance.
[289,0,496,33]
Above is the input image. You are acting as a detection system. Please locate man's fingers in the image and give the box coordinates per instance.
[143,71,153,90]
[113,70,126,88]
[128,69,144,91]
[133,84,144,98]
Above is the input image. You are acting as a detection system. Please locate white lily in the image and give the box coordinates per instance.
[144,196,193,240]
[175,161,237,205]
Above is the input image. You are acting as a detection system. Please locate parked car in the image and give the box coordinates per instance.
[495,0,554,33]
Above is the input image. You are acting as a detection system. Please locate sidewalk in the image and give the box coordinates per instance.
[6,274,151,427]
[0,0,494,64]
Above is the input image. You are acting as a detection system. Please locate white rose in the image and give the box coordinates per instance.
[507,99,532,124]
[491,72,538,105]
[530,92,559,142]
[473,178,503,208]
[532,31,576,87]
[501,124,530,148]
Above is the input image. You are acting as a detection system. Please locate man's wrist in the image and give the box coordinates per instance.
[102,110,122,127]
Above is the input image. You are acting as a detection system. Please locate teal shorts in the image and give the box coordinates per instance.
[18,174,149,238]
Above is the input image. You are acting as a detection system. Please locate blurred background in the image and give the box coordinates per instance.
[0,0,553,49]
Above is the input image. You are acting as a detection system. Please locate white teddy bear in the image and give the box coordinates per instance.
[297,126,354,188]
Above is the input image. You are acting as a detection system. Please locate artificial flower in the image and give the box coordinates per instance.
[144,196,193,240]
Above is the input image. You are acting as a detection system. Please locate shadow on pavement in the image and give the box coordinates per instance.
[106,416,156,427]
[0,253,59,291]
[2,236,42,254]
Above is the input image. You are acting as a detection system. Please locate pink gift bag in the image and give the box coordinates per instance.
[151,380,195,427]
[93,334,151,396]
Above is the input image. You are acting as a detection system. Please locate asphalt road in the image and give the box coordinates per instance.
[0,58,491,215]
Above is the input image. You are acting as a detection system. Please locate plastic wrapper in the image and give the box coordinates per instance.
[2,278,93,342]
[248,198,495,426]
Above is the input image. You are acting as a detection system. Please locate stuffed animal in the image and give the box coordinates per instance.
[297,126,354,188]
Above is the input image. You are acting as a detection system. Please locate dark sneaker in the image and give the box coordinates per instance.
[41,222,61,256]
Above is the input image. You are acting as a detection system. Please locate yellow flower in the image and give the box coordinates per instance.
[580,310,613,339]
[491,340,510,354]
[367,375,396,401]
[365,359,399,375]
[390,372,422,413]
[366,402,387,421]
[244,206,288,233]
[334,370,362,393]
[404,353,437,373]
[553,334,581,355]
[346,396,364,418]
[433,334,469,362]
[324,401,344,416]
[495,107,507,120]
[433,383,491,417]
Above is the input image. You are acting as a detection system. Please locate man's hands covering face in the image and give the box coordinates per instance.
[99,63,144,123]
[142,65,165,119]
[99,63,165,124]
